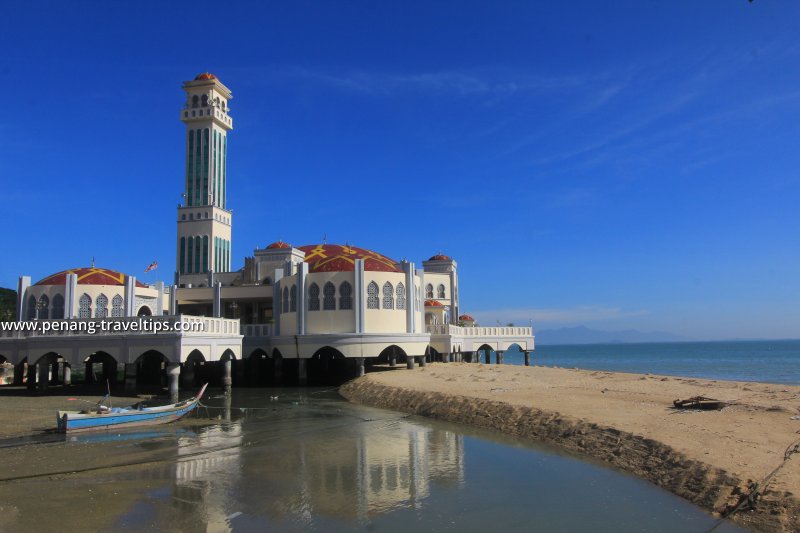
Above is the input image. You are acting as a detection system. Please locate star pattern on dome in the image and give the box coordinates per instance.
[298,244,400,273]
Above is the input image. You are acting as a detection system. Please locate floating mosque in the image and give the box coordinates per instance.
[0,73,534,396]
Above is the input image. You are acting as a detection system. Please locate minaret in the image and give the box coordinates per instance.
[176,72,234,279]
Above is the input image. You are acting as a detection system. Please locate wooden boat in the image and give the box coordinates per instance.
[56,384,208,433]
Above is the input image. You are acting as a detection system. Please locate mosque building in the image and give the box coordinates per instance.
[0,73,534,395]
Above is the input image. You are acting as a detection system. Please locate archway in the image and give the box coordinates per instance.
[246,348,273,386]
[377,345,407,367]
[137,306,153,317]
[477,344,495,365]
[135,350,169,390]
[182,349,206,388]
[30,352,61,391]
[308,346,348,385]
[83,351,121,387]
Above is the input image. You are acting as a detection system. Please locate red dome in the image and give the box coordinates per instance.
[195,72,217,81]
[267,240,291,249]
[428,253,451,261]
[459,314,475,321]
[298,244,400,273]
[34,267,147,288]
[425,299,444,307]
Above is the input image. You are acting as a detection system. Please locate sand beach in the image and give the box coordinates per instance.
[340,363,800,531]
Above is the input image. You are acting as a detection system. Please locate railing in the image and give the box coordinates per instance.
[240,323,274,337]
[0,315,241,339]
[426,324,533,337]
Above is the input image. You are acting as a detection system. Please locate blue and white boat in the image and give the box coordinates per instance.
[56,383,208,433]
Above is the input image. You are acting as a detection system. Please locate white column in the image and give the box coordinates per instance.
[16,276,30,321]
[354,259,365,333]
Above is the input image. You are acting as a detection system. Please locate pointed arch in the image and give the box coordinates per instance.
[396,282,406,310]
[52,294,65,319]
[367,281,379,309]
[382,282,394,310]
[437,284,446,299]
[95,294,108,318]
[37,294,50,319]
[339,281,353,310]
[323,282,336,310]
[290,284,297,312]
[425,283,433,299]
[308,282,320,311]
[78,293,91,319]
[27,296,36,319]
[111,294,123,317]
[282,286,289,313]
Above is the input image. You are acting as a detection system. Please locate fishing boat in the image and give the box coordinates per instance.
[56,383,208,433]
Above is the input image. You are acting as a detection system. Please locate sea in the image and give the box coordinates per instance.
[504,339,800,385]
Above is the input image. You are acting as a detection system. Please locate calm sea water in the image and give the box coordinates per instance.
[503,339,800,384]
[0,388,740,532]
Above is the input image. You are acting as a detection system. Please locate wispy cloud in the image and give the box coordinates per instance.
[470,306,649,326]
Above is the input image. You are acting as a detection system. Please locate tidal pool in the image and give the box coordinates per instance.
[0,388,740,532]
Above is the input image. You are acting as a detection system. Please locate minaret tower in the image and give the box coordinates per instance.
[176,73,234,280]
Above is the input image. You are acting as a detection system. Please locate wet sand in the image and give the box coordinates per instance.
[340,363,800,531]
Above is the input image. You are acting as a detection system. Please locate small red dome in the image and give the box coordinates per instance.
[267,240,291,249]
[459,314,475,321]
[35,267,147,288]
[195,72,217,81]
[428,253,451,261]
[424,299,444,307]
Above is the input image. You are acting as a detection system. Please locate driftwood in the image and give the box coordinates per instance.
[673,396,725,410]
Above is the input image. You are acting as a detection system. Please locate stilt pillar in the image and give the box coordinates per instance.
[498,351,505,364]
[167,362,180,402]
[298,358,307,386]
[356,357,365,377]
[26,364,36,390]
[407,356,415,370]
[524,351,531,366]
[389,352,397,367]
[37,362,49,393]
[484,351,491,364]
[181,361,195,388]
[50,362,60,385]
[13,362,26,385]
[222,359,232,393]
[419,354,427,367]
[124,363,137,394]
[85,362,95,384]
[235,359,245,386]
[63,364,71,386]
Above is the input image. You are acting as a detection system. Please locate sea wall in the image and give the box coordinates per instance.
[340,377,799,532]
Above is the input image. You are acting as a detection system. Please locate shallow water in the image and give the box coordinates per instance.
[0,388,741,532]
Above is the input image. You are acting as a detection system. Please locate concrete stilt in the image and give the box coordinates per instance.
[298,359,307,386]
[524,351,530,366]
[235,359,245,386]
[85,362,95,384]
[181,361,195,388]
[498,351,505,364]
[63,364,71,386]
[419,354,427,367]
[222,359,232,393]
[167,362,180,402]
[407,356,415,370]
[124,363,137,394]
[37,363,49,393]
[357,357,365,377]
[14,362,26,385]
[26,364,36,390]
[389,353,397,367]
[484,351,491,364]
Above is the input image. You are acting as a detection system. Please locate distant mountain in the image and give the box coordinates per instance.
[534,325,687,345]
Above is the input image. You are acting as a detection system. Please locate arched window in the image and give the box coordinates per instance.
[308,283,320,311]
[339,281,353,310]
[111,295,123,317]
[425,283,433,299]
[95,294,108,318]
[201,94,208,107]
[37,295,49,319]
[437,284,446,299]
[192,95,199,108]
[323,282,336,310]
[367,281,379,309]
[396,283,406,310]
[290,285,297,312]
[52,294,64,319]
[282,287,289,313]
[383,282,394,310]
[27,296,36,319]
[79,294,91,319]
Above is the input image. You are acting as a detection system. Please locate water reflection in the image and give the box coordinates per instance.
[0,388,741,532]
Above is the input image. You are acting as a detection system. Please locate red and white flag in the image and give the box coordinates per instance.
[144,260,158,273]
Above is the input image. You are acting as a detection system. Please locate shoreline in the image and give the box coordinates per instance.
[339,363,800,531]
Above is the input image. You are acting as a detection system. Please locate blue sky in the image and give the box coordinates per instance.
[1,1,798,339]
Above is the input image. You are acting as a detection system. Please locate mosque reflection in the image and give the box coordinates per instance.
[152,399,465,529]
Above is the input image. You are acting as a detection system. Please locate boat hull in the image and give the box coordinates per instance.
[56,384,207,433]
